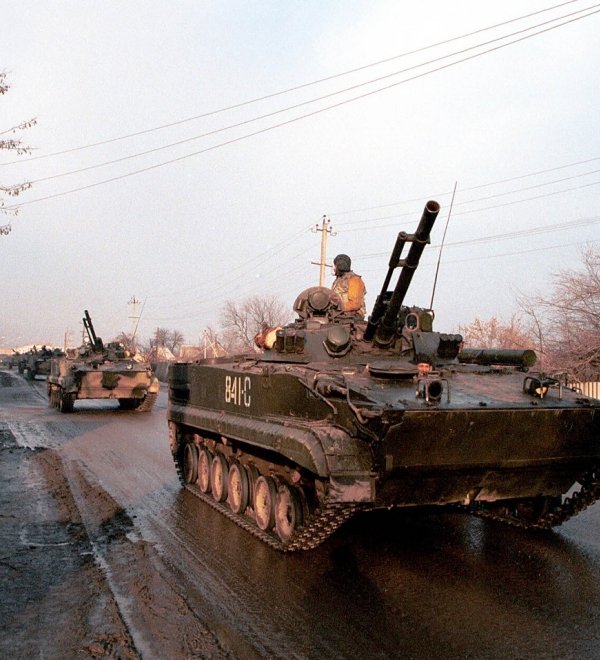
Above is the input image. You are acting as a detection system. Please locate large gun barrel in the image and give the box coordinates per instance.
[83,310,101,350]
[371,200,440,345]
[364,230,410,341]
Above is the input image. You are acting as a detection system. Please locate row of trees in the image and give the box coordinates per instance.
[113,294,290,360]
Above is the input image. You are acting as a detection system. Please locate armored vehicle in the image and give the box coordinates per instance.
[14,351,27,374]
[48,310,159,413]
[4,350,22,371]
[23,345,56,380]
[168,201,600,551]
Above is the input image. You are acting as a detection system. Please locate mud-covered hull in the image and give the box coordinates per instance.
[378,406,600,506]
[48,357,159,412]
[59,368,158,400]
[168,358,600,550]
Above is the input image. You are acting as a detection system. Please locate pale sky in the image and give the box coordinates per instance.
[1,0,599,348]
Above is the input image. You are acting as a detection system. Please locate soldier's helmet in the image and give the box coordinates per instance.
[333,254,351,273]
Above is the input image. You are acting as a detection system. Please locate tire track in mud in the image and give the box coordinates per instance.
[0,425,139,659]
[62,457,231,659]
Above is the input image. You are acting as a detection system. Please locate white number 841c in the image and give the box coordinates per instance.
[224,375,252,407]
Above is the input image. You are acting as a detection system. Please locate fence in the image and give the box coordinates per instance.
[567,380,600,400]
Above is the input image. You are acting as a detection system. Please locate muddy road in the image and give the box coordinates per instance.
[1,368,600,659]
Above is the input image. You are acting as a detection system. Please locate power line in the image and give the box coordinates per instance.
[6,4,600,211]
[425,239,596,266]
[0,0,583,167]
[21,3,600,186]
[142,217,599,323]
[337,178,600,233]
[142,238,598,323]
[356,216,600,260]
[331,155,600,217]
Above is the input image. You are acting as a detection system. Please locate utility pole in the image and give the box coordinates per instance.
[63,328,72,351]
[128,296,141,337]
[202,329,221,359]
[311,215,336,287]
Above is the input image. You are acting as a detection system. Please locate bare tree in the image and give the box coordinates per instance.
[518,244,600,380]
[113,331,138,355]
[220,294,290,353]
[166,329,184,354]
[142,327,185,359]
[459,315,534,350]
[1,72,36,233]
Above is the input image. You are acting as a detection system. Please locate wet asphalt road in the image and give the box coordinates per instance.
[1,369,600,659]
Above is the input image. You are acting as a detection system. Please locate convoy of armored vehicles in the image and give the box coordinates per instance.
[167,201,600,551]
[3,200,599,552]
[5,313,158,414]
[5,346,56,379]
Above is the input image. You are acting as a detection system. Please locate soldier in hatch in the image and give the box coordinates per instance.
[331,253,367,318]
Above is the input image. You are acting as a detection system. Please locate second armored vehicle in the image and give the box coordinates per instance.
[23,345,56,380]
[48,311,159,413]
[168,201,600,551]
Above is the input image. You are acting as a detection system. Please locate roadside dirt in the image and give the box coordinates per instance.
[0,427,138,659]
[0,424,228,659]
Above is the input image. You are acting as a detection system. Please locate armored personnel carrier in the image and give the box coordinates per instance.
[48,311,159,413]
[23,345,56,380]
[168,201,600,551]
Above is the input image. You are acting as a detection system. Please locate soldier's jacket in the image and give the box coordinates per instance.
[332,271,366,317]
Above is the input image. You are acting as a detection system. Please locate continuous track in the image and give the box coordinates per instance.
[172,451,359,552]
[461,467,600,530]
[136,392,158,412]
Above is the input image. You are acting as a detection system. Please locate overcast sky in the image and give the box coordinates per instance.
[1,0,599,349]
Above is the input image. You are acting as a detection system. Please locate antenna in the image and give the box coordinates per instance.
[429,182,457,310]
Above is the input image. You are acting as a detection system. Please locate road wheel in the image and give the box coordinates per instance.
[211,453,229,502]
[197,448,213,493]
[275,484,304,542]
[227,462,249,514]
[183,443,198,484]
[254,476,277,531]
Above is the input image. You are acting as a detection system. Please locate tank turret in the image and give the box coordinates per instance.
[261,200,462,371]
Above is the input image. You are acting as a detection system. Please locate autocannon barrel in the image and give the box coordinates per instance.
[83,310,101,350]
[373,200,440,346]
[458,348,537,368]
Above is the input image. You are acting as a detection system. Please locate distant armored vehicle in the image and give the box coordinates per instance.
[48,311,159,413]
[168,201,600,551]
[23,345,56,380]
[4,350,22,371]
[14,351,27,374]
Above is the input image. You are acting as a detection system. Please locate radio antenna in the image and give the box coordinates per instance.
[429,181,457,310]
